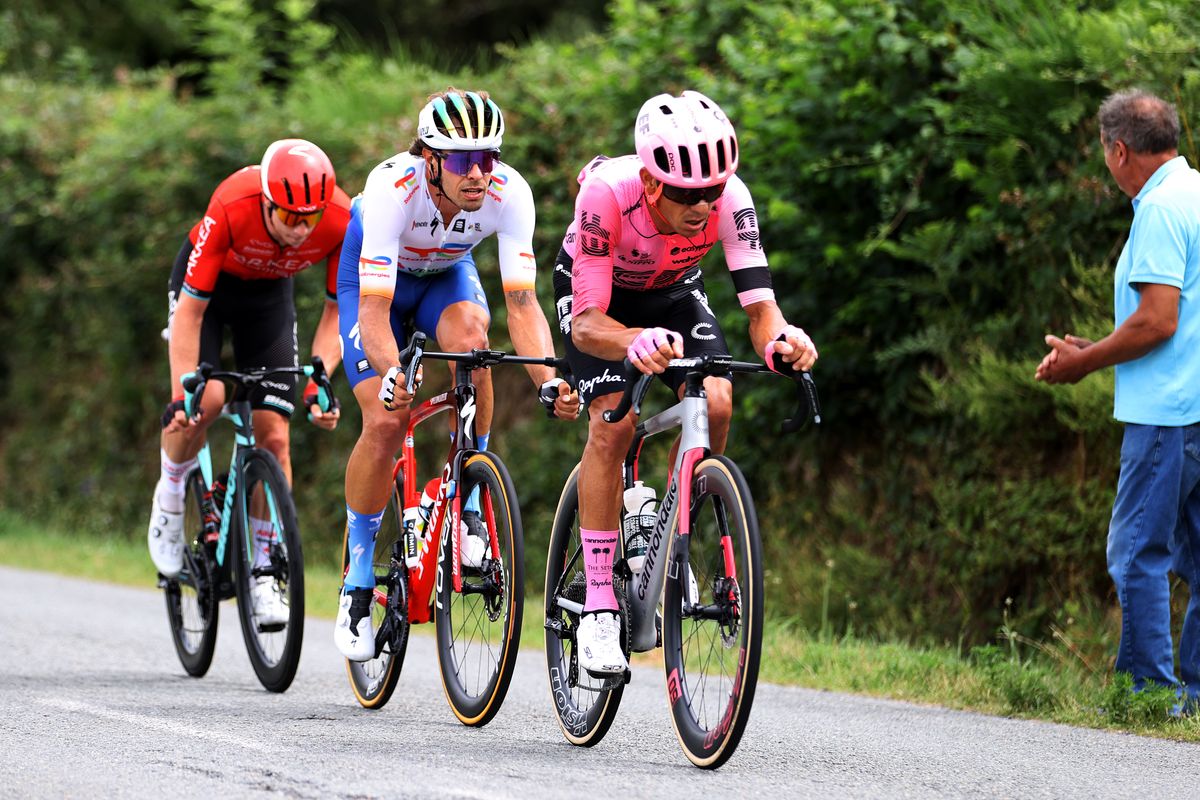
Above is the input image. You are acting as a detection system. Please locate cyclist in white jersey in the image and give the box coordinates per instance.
[555,91,818,675]
[334,89,579,660]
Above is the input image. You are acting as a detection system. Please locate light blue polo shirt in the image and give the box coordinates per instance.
[1113,156,1200,425]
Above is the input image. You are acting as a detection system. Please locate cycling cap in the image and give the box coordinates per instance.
[260,138,336,213]
[635,90,738,188]
[417,91,505,151]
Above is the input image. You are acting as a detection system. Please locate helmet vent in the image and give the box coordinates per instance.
[677,147,693,179]
[280,178,295,206]
[659,104,674,115]
[302,173,312,205]
[653,146,672,175]
[696,145,710,180]
[716,140,727,174]
[320,174,327,202]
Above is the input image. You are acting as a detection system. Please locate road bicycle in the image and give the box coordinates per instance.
[160,358,336,693]
[341,331,566,726]
[544,354,820,768]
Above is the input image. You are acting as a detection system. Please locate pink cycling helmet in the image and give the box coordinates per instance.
[259,138,336,213]
[634,90,739,188]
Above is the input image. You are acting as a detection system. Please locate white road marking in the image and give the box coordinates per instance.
[37,697,269,752]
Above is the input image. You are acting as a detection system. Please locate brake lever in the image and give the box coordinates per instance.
[781,371,821,433]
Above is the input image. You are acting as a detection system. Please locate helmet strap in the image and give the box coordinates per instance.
[426,150,445,190]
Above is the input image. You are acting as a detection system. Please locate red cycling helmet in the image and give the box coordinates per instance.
[259,139,336,213]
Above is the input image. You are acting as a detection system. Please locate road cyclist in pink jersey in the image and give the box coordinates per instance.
[334,88,579,660]
[552,90,818,675]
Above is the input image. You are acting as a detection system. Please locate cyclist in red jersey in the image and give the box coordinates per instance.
[553,92,818,674]
[149,139,351,623]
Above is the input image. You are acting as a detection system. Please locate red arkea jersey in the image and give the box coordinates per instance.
[183,166,351,300]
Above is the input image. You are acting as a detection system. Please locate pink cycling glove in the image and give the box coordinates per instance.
[764,324,816,373]
[628,327,680,362]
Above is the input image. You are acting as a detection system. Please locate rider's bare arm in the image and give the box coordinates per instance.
[359,294,403,376]
[310,298,343,376]
[168,293,207,397]
[504,288,558,386]
[571,307,645,362]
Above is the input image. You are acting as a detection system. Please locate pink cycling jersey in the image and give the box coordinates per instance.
[562,155,774,316]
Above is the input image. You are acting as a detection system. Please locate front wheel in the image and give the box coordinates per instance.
[164,468,219,676]
[434,451,523,726]
[343,471,409,709]
[662,455,763,769]
[232,449,304,693]
[543,463,624,747]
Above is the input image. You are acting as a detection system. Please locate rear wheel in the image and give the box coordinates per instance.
[435,451,523,726]
[662,455,763,769]
[232,449,304,693]
[543,463,625,746]
[343,471,409,709]
[164,468,219,676]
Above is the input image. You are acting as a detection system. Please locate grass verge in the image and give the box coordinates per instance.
[2,509,1197,741]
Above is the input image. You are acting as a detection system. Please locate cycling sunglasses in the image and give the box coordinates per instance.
[659,181,726,206]
[437,149,500,176]
[268,202,324,228]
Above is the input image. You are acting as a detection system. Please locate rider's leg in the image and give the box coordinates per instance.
[578,391,635,612]
[157,385,225,512]
[436,300,492,513]
[343,377,409,589]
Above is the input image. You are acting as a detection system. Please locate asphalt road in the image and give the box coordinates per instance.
[0,565,1194,799]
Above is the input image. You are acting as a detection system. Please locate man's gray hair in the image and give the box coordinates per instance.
[1098,89,1179,154]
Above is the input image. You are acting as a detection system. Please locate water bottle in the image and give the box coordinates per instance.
[622,480,657,573]
[416,477,441,545]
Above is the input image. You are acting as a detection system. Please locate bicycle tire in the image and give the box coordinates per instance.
[543,462,625,747]
[343,472,409,709]
[232,449,304,693]
[164,468,219,677]
[662,455,763,769]
[434,451,523,726]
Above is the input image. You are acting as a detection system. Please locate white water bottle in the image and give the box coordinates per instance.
[414,477,440,552]
[622,480,657,573]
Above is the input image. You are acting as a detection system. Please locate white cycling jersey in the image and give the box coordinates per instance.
[356,152,537,301]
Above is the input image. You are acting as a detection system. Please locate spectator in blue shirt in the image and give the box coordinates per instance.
[1037,89,1200,711]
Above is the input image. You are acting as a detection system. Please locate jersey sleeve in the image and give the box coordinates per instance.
[182,199,234,299]
[570,178,622,316]
[716,177,775,307]
[357,169,406,301]
[495,173,537,293]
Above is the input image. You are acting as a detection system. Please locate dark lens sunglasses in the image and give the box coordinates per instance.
[660,181,726,206]
[438,149,500,176]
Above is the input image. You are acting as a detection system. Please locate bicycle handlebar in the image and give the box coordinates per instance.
[180,358,335,420]
[601,354,821,433]
[397,330,569,382]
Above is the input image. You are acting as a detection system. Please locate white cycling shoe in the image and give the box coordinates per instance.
[459,511,490,569]
[335,587,376,662]
[576,611,628,676]
[250,575,289,628]
[147,491,184,578]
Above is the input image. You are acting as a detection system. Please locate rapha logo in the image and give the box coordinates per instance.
[577,368,624,396]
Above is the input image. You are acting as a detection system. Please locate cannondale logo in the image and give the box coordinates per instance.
[691,322,717,341]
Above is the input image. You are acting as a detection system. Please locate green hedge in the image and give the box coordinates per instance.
[4,0,1200,656]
